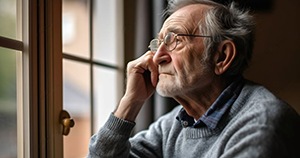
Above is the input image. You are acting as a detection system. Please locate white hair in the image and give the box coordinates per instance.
[165,0,255,77]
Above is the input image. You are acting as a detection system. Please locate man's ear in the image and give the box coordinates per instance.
[214,40,236,75]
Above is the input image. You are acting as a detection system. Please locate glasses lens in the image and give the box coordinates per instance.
[164,32,177,51]
[149,39,160,52]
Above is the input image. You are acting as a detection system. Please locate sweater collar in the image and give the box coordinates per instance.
[176,76,245,129]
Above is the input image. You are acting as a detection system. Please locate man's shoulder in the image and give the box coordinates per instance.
[238,80,290,111]
[233,80,299,128]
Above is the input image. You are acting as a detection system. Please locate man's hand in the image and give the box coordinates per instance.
[114,51,158,121]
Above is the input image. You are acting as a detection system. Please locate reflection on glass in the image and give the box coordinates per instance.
[62,0,90,59]
[93,66,119,132]
[0,47,17,158]
[0,0,20,40]
[63,59,91,158]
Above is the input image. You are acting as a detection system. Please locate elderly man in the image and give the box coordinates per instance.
[88,0,300,157]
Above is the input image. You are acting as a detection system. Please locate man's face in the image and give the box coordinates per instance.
[153,4,215,97]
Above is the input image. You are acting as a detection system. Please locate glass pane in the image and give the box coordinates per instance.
[93,66,121,132]
[0,47,17,157]
[62,0,90,59]
[63,59,91,158]
[0,0,21,40]
[93,0,123,66]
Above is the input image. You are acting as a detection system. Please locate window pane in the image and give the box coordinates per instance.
[63,59,91,157]
[93,66,121,132]
[93,0,123,66]
[62,0,90,59]
[0,47,17,158]
[0,0,21,40]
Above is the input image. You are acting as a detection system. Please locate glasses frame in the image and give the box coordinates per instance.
[148,32,211,52]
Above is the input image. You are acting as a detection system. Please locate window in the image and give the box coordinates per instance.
[62,0,124,157]
[0,0,23,157]
[0,47,20,158]
[0,0,124,157]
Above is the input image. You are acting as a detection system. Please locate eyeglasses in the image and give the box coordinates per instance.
[148,32,211,52]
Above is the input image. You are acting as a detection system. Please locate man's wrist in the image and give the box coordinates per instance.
[113,97,144,122]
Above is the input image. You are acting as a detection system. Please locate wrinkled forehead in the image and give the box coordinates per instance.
[160,4,211,35]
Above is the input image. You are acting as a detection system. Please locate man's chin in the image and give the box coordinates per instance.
[155,84,177,97]
[156,90,169,97]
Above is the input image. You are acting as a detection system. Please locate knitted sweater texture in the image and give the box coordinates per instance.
[88,81,300,158]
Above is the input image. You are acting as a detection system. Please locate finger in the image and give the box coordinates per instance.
[128,51,158,86]
[144,51,158,87]
[147,62,158,87]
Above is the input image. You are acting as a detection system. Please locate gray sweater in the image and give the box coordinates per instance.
[88,81,300,158]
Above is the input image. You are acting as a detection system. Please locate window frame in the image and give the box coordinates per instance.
[0,0,125,157]
[22,0,63,157]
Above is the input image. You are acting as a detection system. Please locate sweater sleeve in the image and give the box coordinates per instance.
[88,106,181,158]
[87,113,135,158]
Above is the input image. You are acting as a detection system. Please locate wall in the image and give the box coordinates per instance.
[245,0,300,113]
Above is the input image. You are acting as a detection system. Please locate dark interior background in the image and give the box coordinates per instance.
[243,0,300,113]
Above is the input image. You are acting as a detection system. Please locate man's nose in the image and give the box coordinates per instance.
[153,45,171,65]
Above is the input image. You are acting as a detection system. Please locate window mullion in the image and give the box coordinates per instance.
[0,36,23,51]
